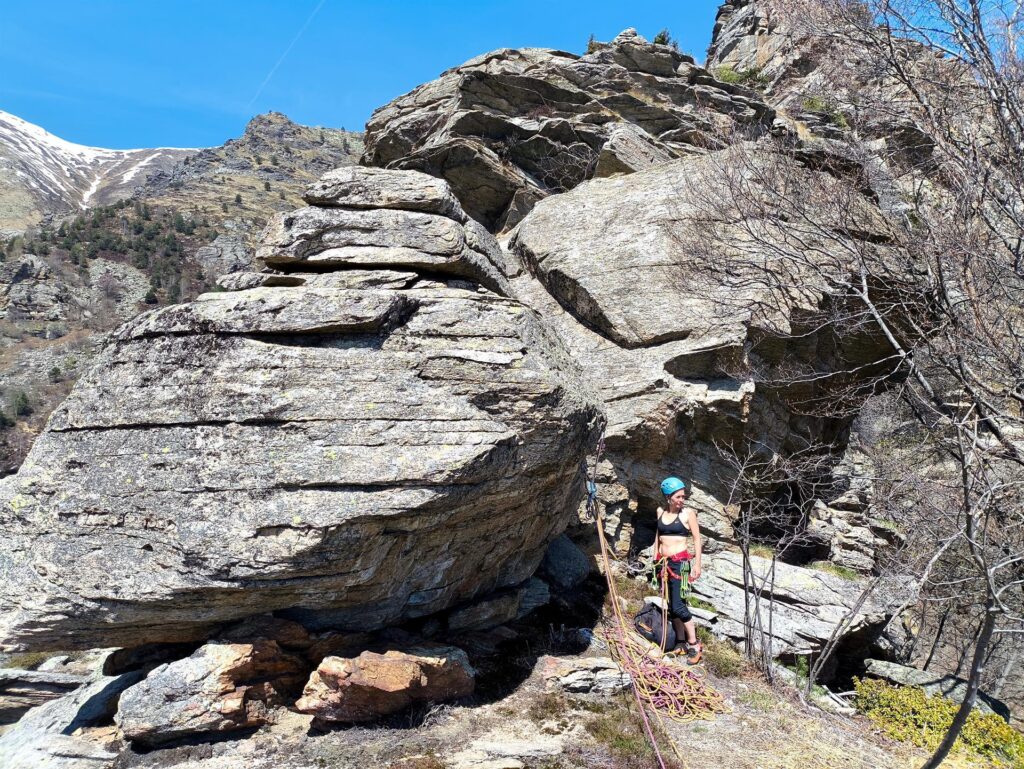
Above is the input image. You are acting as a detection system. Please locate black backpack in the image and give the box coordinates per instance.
[633,601,677,651]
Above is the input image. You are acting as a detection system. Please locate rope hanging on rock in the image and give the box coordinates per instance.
[584,434,730,767]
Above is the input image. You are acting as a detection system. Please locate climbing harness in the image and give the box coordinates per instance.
[583,435,730,769]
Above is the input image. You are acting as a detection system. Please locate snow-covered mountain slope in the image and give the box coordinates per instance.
[0,110,197,234]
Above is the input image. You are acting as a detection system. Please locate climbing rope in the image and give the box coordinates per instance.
[583,435,730,768]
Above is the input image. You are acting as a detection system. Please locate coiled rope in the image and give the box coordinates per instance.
[583,435,730,768]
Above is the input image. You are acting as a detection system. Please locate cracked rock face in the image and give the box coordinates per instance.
[507,148,893,538]
[363,28,775,230]
[0,167,601,651]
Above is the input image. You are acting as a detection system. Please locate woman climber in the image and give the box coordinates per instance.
[655,476,703,664]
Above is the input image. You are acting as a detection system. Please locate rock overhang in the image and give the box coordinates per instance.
[0,167,603,651]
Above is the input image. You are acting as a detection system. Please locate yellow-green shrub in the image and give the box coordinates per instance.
[853,677,1024,767]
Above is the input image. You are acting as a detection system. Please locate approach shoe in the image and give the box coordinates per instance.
[684,641,703,665]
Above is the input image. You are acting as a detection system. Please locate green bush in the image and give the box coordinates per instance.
[801,95,850,128]
[853,678,1024,767]
[13,391,31,416]
[652,28,678,51]
[715,65,769,89]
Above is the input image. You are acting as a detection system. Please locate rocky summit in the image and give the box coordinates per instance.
[363,28,775,230]
[0,166,600,651]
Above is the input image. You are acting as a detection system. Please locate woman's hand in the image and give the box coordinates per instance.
[689,562,702,582]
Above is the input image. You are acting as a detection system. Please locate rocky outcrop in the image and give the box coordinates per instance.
[0,255,75,323]
[0,668,143,769]
[0,167,600,651]
[0,668,88,724]
[691,551,894,655]
[193,234,251,277]
[540,655,630,695]
[115,640,307,745]
[295,644,475,722]
[363,29,775,230]
[507,148,892,540]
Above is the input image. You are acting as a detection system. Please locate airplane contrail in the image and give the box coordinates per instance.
[247,0,328,109]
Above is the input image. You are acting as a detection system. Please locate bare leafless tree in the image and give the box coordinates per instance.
[682,0,1024,759]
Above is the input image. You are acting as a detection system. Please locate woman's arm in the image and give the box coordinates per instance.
[654,506,663,560]
[688,507,702,581]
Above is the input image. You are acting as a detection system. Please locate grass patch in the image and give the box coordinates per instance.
[610,573,649,614]
[715,65,770,89]
[854,678,1024,767]
[528,691,570,724]
[584,698,685,769]
[808,560,860,581]
[737,687,777,712]
[690,596,717,612]
[2,651,56,670]
[749,543,776,559]
[696,626,746,678]
[800,95,849,128]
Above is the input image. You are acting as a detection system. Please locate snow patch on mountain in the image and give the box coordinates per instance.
[0,110,200,230]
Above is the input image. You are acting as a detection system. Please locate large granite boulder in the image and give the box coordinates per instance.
[691,551,890,655]
[364,29,775,230]
[506,147,893,540]
[295,644,475,722]
[0,167,601,651]
[115,640,307,745]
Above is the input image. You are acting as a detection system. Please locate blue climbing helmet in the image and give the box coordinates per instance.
[661,476,687,497]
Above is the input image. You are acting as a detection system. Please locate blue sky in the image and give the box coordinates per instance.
[1,1,723,149]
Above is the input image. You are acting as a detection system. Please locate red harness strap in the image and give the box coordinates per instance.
[658,550,691,580]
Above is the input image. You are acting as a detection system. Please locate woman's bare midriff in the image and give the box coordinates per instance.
[659,534,688,558]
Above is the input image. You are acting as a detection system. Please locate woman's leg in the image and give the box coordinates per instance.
[667,565,696,646]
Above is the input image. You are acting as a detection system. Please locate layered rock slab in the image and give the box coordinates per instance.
[0,167,600,651]
[364,29,775,229]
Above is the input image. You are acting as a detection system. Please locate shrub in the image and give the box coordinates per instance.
[749,543,775,559]
[263,181,271,191]
[47,366,61,383]
[853,678,1024,767]
[652,28,678,51]
[586,33,601,54]
[13,391,31,416]
[801,95,850,128]
[715,65,770,89]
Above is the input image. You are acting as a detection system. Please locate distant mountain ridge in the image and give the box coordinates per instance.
[0,111,196,235]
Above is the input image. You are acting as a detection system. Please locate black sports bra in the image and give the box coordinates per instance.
[657,510,689,536]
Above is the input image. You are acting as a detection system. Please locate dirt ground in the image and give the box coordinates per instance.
[110,630,997,769]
